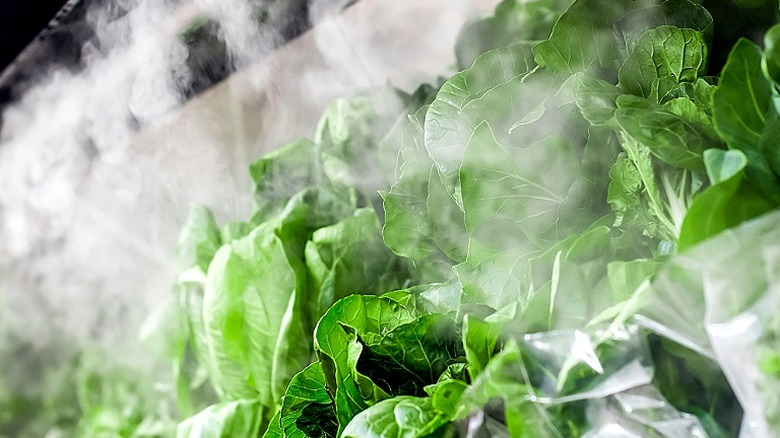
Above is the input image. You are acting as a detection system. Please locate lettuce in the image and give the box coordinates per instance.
[172,0,780,436]
[11,0,780,436]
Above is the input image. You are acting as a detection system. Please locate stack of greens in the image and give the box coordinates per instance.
[6,0,780,436]
[167,0,780,436]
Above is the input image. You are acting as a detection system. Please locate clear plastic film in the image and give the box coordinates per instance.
[640,210,780,437]
[584,385,707,438]
[522,325,654,404]
[462,324,710,437]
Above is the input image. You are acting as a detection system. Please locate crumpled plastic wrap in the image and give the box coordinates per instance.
[464,324,710,437]
[641,210,780,437]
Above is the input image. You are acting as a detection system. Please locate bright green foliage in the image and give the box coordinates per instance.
[171,0,780,434]
[13,0,780,437]
[176,400,264,438]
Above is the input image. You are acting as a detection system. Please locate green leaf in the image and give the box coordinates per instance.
[305,208,410,317]
[454,245,531,310]
[341,396,449,438]
[202,207,311,404]
[573,74,621,126]
[278,362,337,438]
[262,410,283,438]
[759,108,780,180]
[615,94,720,171]
[177,204,223,272]
[613,0,713,61]
[315,87,415,196]
[704,147,748,184]
[460,122,583,250]
[313,295,415,433]
[176,400,264,438]
[606,258,664,303]
[424,45,537,199]
[618,26,708,102]
[532,0,655,73]
[250,139,320,221]
[454,0,567,70]
[382,107,467,281]
[412,281,465,315]
[712,38,780,201]
[462,314,503,380]
[607,153,646,229]
[763,23,780,87]
[430,380,468,418]
[678,149,774,250]
[360,314,462,397]
[713,39,771,149]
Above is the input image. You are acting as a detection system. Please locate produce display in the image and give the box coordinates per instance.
[5,0,780,436]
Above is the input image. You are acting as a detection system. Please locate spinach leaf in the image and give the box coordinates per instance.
[460,123,583,251]
[341,396,449,438]
[613,0,713,62]
[678,149,774,250]
[712,38,780,201]
[614,94,719,171]
[618,26,709,102]
[273,362,337,438]
[533,0,656,73]
[455,0,567,70]
[424,45,537,200]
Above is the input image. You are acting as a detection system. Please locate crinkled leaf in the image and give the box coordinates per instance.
[454,0,566,69]
[460,122,583,251]
[250,139,320,221]
[532,0,656,73]
[278,362,337,438]
[313,295,416,433]
[424,45,538,199]
[615,94,720,171]
[315,88,410,195]
[607,152,648,230]
[613,0,713,62]
[618,26,708,102]
[358,314,463,398]
[341,396,448,438]
[305,208,410,317]
[383,107,467,281]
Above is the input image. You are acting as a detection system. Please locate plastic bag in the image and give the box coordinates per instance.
[641,210,780,437]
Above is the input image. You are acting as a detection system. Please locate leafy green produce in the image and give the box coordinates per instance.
[10,0,780,436]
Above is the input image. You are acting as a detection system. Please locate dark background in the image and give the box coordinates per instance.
[0,0,68,72]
